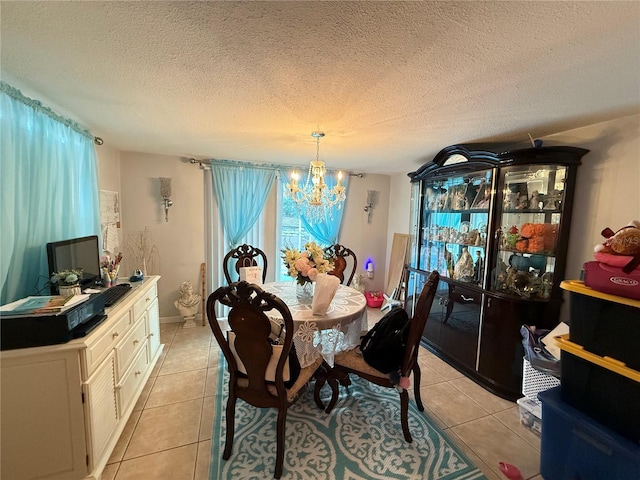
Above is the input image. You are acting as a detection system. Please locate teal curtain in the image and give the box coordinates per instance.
[210,160,277,249]
[298,169,349,246]
[1,82,100,303]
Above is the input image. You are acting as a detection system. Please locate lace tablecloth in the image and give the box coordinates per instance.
[263,282,367,368]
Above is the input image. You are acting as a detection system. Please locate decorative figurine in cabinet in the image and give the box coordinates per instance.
[408,144,588,400]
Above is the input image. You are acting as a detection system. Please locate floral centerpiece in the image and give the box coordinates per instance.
[50,268,83,287]
[282,241,334,285]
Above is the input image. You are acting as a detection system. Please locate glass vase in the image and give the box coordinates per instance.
[295,281,314,303]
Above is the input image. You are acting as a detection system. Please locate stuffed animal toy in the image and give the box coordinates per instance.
[594,220,640,273]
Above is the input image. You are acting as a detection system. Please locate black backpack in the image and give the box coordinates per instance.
[359,306,410,374]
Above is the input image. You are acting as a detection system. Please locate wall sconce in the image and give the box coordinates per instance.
[363,190,379,224]
[159,177,173,222]
[365,259,375,278]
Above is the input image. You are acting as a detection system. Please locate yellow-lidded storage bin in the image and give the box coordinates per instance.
[560,280,640,371]
[555,333,640,442]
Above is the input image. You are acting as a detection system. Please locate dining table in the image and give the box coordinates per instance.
[262,281,367,369]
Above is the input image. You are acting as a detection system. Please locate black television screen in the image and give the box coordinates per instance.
[47,235,101,293]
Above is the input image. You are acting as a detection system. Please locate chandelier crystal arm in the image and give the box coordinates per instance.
[286,132,346,222]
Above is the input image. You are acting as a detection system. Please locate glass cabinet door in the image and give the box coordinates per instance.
[491,164,567,299]
[418,169,493,287]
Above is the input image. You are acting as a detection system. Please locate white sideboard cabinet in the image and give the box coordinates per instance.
[1,276,162,480]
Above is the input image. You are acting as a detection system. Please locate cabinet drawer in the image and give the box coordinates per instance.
[117,343,150,415]
[85,311,132,378]
[449,285,482,305]
[133,283,158,320]
[116,319,147,376]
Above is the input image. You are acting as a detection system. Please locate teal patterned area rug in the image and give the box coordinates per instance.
[210,356,487,480]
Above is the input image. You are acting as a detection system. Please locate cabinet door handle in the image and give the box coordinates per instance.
[112,332,119,338]
[135,370,142,376]
[133,339,139,345]
[461,295,474,302]
[149,332,155,336]
[145,297,151,303]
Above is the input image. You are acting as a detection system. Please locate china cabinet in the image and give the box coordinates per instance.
[407,144,588,400]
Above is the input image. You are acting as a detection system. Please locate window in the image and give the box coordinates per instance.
[276,188,317,281]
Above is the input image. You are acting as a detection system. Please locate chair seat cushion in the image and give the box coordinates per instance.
[236,355,323,403]
[334,347,388,379]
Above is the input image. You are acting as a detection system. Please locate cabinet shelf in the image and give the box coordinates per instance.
[502,208,562,215]
[409,143,588,400]
[498,248,556,257]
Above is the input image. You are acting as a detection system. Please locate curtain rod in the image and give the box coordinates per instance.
[188,158,364,177]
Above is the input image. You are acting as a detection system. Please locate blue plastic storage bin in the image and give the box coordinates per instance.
[539,387,640,480]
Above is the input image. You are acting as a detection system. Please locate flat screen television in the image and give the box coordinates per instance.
[47,235,101,294]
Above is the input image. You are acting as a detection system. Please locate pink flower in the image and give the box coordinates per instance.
[307,268,319,281]
[294,257,311,274]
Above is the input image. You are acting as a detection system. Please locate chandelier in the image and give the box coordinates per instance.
[286,132,346,222]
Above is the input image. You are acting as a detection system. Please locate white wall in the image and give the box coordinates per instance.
[338,174,390,292]
[118,153,205,321]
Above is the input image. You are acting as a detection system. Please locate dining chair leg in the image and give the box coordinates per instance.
[400,390,413,443]
[223,397,236,459]
[313,361,330,410]
[412,364,424,411]
[274,408,287,479]
[324,367,350,413]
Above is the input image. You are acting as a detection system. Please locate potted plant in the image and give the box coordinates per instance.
[50,268,83,296]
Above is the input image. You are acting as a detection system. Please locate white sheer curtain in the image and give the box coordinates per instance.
[204,168,279,317]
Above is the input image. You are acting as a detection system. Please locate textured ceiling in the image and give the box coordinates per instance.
[2,1,639,174]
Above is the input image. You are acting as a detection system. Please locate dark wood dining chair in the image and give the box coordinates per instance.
[207,281,323,479]
[320,270,440,443]
[324,244,357,286]
[222,243,268,284]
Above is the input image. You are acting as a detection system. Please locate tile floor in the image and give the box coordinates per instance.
[102,308,544,480]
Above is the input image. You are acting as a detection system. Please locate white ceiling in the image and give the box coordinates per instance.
[2,1,639,174]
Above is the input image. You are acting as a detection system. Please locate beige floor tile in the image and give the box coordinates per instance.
[449,376,515,414]
[419,352,465,381]
[160,322,180,345]
[208,347,220,369]
[199,395,214,441]
[421,381,491,427]
[159,346,210,376]
[150,350,167,377]
[116,444,198,480]
[450,415,541,479]
[194,440,212,480]
[493,406,541,451]
[171,327,213,349]
[446,429,502,480]
[145,369,207,408]
[123,398,203,460]
[133,375,156,412]
[204,368,219,397]
[416,363,449,386]
[101,462,119,480]
[108,410,142,464]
